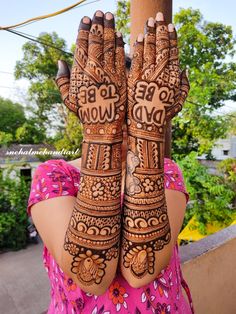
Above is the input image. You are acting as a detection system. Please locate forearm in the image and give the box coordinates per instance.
[62,139,122,295]
[120,132,172,288]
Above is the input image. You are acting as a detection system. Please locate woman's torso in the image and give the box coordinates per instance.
[28,158,194,314]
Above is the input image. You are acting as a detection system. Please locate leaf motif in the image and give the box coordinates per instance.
[164,289,169,298]
[98,305,104,314]
[91,306,98,314]
[159,277,167,284]
[135,307,141,314]
[141,292,146,302]
[153,280,158,290]
[116,303,121,312]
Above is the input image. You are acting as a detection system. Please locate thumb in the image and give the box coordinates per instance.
[55,60,76,113]
[179,69,190,102]
[56,59,70,80]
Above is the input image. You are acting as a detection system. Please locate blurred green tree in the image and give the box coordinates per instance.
[115,3,236,157]
[15,32,82,156]
[0,166,30,250]
[15,120,46,144]
[178,152,235,234]
[0,97,26,137]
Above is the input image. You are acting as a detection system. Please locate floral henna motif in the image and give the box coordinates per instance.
[71,250,106,285]
[56,11,126,286]
[122,14,189,278]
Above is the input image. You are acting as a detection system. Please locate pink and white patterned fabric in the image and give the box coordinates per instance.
[27,158,194,314]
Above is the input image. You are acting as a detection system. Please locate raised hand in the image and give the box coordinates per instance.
[127,13,189,141]
[56,12,126,142]
[56,11,126,292]
[121,13,189,284]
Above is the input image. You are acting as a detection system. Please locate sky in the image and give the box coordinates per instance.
[0,0,235,113]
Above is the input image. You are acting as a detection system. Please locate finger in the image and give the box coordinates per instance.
[74,16,91,69]
[168,23,180,88]
[56,60,77,113]
[88,10,104,64]
[115,31,126,115]
[143,17,156,72]
[179,69,190,102]
[129,33,144,83]
[166,70,190,120]
[103,12,115,71]
[155,12,170,77]
[115,31,125,79]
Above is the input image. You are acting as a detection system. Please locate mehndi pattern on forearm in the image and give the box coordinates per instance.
[56,11,126,286]
[123,138,170,278]
[65,142,123,287]
[122,14,189,279]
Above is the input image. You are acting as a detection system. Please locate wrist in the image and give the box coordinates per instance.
[80,141,122,175]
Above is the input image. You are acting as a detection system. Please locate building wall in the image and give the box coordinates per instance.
[180,225,236,314]
[211,136,236,160]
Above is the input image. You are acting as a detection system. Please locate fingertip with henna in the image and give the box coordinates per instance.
[78,16,91,31]
[168,24,175,32]
[145,17,155,35]
[116,31,125,47]
[104,12,115,28]
[156,12,164,22]
[56,60,70,80]
[168,24,177,40]
[137,33,144,43]
[92,10,104,25]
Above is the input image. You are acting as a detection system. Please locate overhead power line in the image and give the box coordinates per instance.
[0,0,87,30]
[12,0,101,30]
[1,0,101,56]
[6,29,73,56]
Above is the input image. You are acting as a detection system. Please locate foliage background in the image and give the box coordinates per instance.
[0,1,235,249]
[0,167,30,251]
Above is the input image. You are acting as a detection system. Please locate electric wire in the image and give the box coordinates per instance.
[6,29,73,56]
[11,0,101,30]
[0,0,87,30]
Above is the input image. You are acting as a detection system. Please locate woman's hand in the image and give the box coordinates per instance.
[127,12,189,141]
[56,11,126,143]
[55,11,127,294]
[121,12,190,288]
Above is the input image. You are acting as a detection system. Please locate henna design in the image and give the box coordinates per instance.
[122,14,189,278]
[125,151,141,196]
[56,12,126,286]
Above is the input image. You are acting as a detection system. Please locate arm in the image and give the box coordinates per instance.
[120,13,190,288]
[32,11,126,295]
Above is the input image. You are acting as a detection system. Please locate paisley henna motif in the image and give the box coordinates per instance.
[56,11,126,286]
[122,14,190,278]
